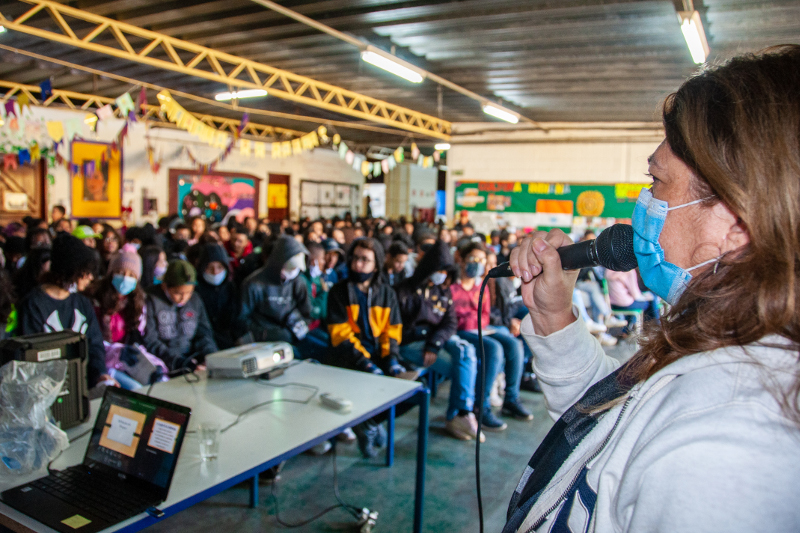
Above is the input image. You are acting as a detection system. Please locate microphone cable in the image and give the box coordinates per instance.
[475,274,491,533]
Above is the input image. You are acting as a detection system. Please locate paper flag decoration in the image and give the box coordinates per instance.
[40,79,52,100]
[291,138,302,155]
[411,142,420,160]
[372,162,381,176]
[338,142,348,159]
[433,151,440,163]
[345,150,354,165]
[18,149,31,166]
[96,104,114,120]
[239,139,251,156]
[3,154,18,171]
[361,160,371,177]
[46,121,64,142]
[9,118,18,132]
[116,92,135,115]
[381,159,390,174]
[136,87,147,114]
[4,100,16,117]
[332,134,341,145]
[254,142,266,158]
[17,94,30,113]
[317,126,328,143]
[30,142,40,161]
[64,118,82,140]
[388,155,397,170]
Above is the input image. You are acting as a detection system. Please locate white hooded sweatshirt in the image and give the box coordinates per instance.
[512,310,800,533]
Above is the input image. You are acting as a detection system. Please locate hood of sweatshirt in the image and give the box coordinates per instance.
[262,235,309,284]
[405,240,456,289]
[197,243,231,274]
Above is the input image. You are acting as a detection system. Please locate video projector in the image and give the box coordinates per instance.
[205,342,293,379]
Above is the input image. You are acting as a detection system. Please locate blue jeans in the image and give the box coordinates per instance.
[399,336,477,420]
[459,325,523,410]
[108,368,143,391]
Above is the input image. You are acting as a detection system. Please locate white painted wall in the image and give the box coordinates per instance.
[20,107,364,224]
[384,163,437,219]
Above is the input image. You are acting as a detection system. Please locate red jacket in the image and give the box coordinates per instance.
[225,241,252,270]
[451,282,490,331]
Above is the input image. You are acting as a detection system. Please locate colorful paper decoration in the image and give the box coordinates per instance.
[239,138,251,156]
[96,104,114,120]
[17,94,30,114]
[30,142,40,161]
[4,100,16,117]
[3,154,18,171]
[9,118,18,132]
[254,142,267,158]
[39,80,53,100]
[394,147,404,163]
[345,151,354,165]
[136,87,147,115]
[116,92,135,116]
[46,121,64,142]
[332,134,341,145]
[18,149,31,165]
[360,160,371,177]
[338,142,348,159]
[381,159,390,174]
[411,142,420,160]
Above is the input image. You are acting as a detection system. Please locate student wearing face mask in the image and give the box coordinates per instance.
[451,242,532,433]
[144,260,218,372]
[395,241,482,442]
[89,244,168,390]
[17,234,112,391]
[240,235,312,347]
[195,243,242,350]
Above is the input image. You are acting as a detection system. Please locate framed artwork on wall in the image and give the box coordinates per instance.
[168,169,261,224]
[71,140,123,219]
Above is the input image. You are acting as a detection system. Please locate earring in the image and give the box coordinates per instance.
[713,258,720,275]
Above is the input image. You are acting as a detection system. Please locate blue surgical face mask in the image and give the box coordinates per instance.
[464,261,485,279]
[310,264,322,279]
[632,187,717,305]
[430,272,448,285]
[203,270,226,286]
[112,274,138,296]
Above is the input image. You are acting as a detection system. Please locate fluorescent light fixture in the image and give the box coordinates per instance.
[214,89,268,101]
[482,104,519,124]
[678,11,710,64]
[434,143,451,151]
[360,47,424,83]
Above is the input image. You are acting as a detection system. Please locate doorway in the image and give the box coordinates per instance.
[267,174,290,222]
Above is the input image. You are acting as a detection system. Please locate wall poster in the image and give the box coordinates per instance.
[71,140,123,219]
[168,169,261,224]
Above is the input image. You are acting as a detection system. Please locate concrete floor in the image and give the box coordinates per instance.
[148,340,637,533]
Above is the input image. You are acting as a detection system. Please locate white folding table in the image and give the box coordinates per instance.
[0,361,430,533]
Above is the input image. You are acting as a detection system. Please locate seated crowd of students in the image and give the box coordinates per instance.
[0,208,648,458]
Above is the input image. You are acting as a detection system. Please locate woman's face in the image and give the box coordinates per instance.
[218,226,230,242]
[192,218,206,237]
[103,232,119,254]
[648,141,748,271]
[156,252,168,270]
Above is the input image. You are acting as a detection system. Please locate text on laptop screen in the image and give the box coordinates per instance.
[85,388,189,488]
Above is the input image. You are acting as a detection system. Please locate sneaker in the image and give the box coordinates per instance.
[336,427,356,442]
[353,423,379,458]
[599,332,618,346]
[445,413,486,442]
[489,373,505,407]
[586,320,608,334]
[605,316,628,328]
[520,374,543,393]
[479,409,508,432]
[502,400,534,421]
[374,423,387,448]
[307,440,332,455]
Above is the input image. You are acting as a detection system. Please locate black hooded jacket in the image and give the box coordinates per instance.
[395,240,458,354]
[195,243,242,349]
[240,236,311,335]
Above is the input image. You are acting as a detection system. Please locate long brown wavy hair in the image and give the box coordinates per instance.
[88,274,146,343]
[622,45,800,424]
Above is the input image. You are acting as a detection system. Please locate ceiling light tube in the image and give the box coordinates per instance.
[482,104,520,124]
[214,89,268,101]
[434,143,451,151]
[361,46,424,83]
[678,11,710,64]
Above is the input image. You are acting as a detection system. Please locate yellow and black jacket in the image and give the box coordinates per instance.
[327,280,402,374]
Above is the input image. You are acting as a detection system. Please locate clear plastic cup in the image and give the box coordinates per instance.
[198,423,220,461]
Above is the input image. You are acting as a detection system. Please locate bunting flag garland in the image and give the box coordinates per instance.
[115,92,135,116]
[411,142,420,160]
[17,149,31,165]
[136,87,147,116]
[4,100,16,118]
[3,154,18,171]
[17,94,30,114]
[46,121,64,143]
[96,104,113,121]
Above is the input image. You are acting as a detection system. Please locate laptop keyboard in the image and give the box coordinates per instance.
[31,469,154,523]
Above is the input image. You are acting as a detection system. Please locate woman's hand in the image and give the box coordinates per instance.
[509,229,579,336]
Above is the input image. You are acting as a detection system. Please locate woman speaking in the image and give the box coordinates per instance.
[505,45,800,532]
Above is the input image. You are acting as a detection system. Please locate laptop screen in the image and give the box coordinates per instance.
[84,388,191,490]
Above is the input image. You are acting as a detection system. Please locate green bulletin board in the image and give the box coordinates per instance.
[454,181,648,228]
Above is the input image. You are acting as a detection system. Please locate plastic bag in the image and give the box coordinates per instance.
[0,360,70,476]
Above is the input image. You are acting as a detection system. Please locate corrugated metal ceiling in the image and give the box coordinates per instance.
[0,0,797,145]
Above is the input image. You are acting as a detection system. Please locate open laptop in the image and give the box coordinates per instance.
[2,387,191,533]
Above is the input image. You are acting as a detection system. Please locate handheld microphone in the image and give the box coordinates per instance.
[487,223,637,278]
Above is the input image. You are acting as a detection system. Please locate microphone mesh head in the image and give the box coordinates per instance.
[596,224,637,271]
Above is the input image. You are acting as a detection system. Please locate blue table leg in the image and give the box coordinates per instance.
[386,405,396,467]
[413,388,430,533]
[249,474,259,508]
